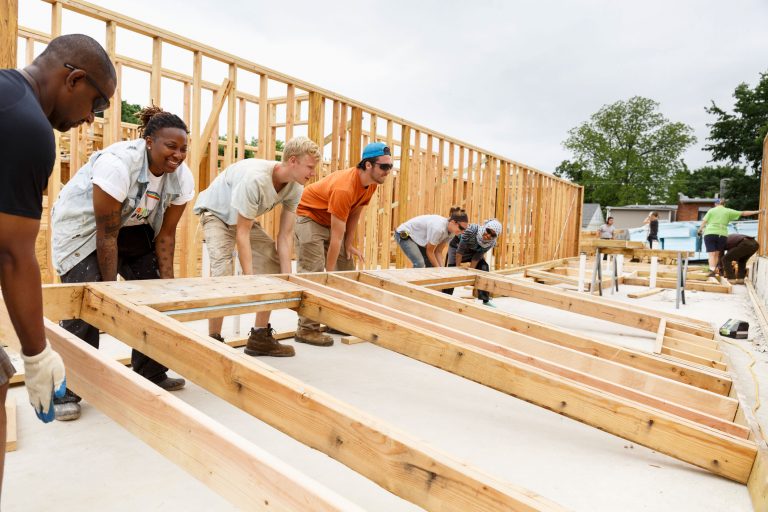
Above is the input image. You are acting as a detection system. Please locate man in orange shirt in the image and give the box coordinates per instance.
[294,142,392,346]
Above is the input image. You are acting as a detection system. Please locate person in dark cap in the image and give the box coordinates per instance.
[293,142,392,346]
[0,33,115,481]
[722,234,759,284]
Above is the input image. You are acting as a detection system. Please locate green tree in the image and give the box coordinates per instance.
[704,71,768,173]
[560,96,696,206]
[94,99,142,122]
[680,165,746,198]
[724,173,760,210]
[121,100,142,124]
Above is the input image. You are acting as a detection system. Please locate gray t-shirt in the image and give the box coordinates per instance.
[193,158,302,225]
[598,223,615,239]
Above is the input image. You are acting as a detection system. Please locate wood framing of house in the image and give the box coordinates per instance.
[37,267,768,510]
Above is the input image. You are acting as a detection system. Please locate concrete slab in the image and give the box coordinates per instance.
[3,284,759,511]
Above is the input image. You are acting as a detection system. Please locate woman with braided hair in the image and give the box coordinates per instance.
[50,106,195,420]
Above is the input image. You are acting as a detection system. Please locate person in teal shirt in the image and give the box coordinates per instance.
[697,198,762,277]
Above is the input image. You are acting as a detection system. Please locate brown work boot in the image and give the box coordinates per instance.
[294,328,334,347]
[245,324,295,357]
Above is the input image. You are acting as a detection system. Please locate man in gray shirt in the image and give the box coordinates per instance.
[194,136,321,356]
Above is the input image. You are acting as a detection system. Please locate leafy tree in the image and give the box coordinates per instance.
[121,100,142,124]
[704,71,768,173]
[724,173,760,210]
[93,99,142,123]
[679,165,746,198]
[560,96,696,206]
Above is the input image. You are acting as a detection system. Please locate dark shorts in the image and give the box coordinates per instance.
[704,234,727,253]
[0,346,16,386]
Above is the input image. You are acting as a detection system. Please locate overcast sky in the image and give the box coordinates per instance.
[18,0,768,174]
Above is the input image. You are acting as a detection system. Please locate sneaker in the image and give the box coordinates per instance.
[294,328,334,347]
[482,300,498,308]
[54,402,81,421]
[156,377,186,391]
[209,333,225,343]
[245,324,295,357]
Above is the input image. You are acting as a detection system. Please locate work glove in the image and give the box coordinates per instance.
[21,342,66,423]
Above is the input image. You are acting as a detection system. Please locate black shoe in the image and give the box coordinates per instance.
[156,377,186,391]
[209,333,225,343]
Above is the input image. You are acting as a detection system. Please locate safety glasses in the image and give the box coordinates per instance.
[64,63,111,113]
[374,162,394,171]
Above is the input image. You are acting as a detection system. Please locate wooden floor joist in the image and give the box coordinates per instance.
[324,273,740,425]
[290,276,756,482]
[75,280,561,512]
[356,271,732,395]
[475,273,716,339]
[43,319,362,511]
[32,267,763,505]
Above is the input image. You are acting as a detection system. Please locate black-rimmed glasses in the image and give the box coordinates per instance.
[374,162,394,171]
[64,63,110,113]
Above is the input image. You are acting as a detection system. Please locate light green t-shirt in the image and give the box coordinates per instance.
[702,206,741,236]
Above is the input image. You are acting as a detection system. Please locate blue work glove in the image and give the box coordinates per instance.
[21,342,66,423]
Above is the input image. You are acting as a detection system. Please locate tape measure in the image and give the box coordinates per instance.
[719,319,749,339]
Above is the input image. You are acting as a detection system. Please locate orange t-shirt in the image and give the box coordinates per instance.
[296,167,377,227]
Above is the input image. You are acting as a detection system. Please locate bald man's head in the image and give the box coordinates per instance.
[29,34,117,131]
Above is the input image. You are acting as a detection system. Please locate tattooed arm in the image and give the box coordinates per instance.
[93,185,123,281]
[155,203,186,279]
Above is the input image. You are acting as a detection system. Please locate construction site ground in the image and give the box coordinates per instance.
[5,280,766,511]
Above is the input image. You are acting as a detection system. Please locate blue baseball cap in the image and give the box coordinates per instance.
[362,142,390,159]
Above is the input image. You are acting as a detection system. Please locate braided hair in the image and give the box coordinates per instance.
[137,106,188,139]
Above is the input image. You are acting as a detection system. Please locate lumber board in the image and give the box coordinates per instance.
[628,288,664,299]
[477,273,715,337]
[665,328,720,349]
[79,285,560,512]
[90,275,303,311]
[661,347,727,371]
[654,320,665,355]
[340,336,367,345]
[356,272,732,396]
[5,397,16,452]
[43,319,360,511]
[663,337,724,362]
[477,274,661,332]
[623,277,731,294]
[318,274,742,431]
[293,280,756,483]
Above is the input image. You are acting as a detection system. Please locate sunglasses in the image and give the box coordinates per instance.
[374,162,394,171]
[64,63,111,114]
[485,228,497,238]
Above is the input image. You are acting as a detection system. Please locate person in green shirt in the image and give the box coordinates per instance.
[697,198,762,277]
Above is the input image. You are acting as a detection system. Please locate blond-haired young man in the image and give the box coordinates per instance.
[194,136,321,356]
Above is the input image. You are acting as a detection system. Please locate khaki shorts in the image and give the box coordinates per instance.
[294,216,354,330]
[0,346,16,387]
[200,213,281,276]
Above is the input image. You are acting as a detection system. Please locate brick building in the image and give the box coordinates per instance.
[676,193,718,221]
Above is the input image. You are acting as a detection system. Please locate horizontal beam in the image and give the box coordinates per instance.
[292,279,756,483]
[318,274,743,435]
[44,319,360,511]
[79,284,559,512]
[357,272,731,395]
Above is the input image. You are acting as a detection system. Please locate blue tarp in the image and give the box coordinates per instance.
[627,220,758,260]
